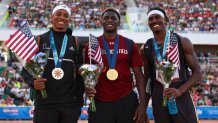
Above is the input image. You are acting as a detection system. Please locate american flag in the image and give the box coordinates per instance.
[88,34,103,65]
[5,23,39,62]
[166,31,180,68]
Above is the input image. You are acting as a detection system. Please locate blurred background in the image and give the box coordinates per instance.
[0,0,217,121]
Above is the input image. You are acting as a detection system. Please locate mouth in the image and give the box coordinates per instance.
[58,21,65,25]
[106,24,113,27]
[153,24,160,28]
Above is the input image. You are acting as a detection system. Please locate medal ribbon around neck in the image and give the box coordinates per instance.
[49,31,68,80]
[102,35,119,80]
[49,31,68,68]
[153,32,169,63]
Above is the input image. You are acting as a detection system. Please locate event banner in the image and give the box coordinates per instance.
[0,106,217,120]
[0,106,33,120]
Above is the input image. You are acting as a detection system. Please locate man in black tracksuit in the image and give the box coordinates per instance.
[22,4,84,123]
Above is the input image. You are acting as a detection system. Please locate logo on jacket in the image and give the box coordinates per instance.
[69,46,75,51]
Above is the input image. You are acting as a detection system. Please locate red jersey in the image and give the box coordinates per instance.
[85,35,143,101]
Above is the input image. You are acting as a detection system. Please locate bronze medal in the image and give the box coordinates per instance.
[52,68,64,80]
[106,69,118,81]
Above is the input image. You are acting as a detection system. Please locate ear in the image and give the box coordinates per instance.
[50,15,53,23]
[163,18,167,25]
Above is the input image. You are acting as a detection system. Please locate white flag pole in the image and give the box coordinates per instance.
[89,34,91,65]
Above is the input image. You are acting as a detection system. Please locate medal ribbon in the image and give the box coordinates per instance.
[102,35,119,69]
[153,32,169,62]
[49,31,68,68]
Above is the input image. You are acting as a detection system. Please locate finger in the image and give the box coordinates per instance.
[34,84,45,90]
[34,82,45,90]
[41,78,47,82]
[133,111,137,120]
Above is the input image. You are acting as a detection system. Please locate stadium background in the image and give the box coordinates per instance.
[0,0,217,122]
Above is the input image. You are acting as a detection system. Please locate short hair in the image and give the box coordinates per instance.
[147,7,169,22]
[101,8,120,20]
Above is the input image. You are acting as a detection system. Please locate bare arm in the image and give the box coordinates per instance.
[132,66,146,123]
[178,36,202,94]
[133,67,146,106]
[164,36,202,98]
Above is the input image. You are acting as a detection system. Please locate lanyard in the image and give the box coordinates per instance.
[49,31,68,68]
[153,32,169,62]
[102,35,119,69]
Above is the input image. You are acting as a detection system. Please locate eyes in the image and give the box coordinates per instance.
[103,16,118,21]
[55,12,69,18]
[148,15,162,22]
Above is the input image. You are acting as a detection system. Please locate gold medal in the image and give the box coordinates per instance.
[52,68,64,80]
[106,69,118,81]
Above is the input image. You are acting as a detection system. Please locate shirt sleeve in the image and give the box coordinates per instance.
[21,68,34,88]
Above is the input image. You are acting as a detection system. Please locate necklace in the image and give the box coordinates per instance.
[157,39,164,45]
[158,43,164,49]
[157,39,164,49]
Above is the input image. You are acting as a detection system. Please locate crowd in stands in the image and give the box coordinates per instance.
[191,51,218,106]
[135,0,218,32]
[0,51,217,107]
[6,0,218,32]
[0,63,33,107]
[7,0,127,30]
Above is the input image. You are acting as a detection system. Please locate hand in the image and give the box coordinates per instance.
[163,88,182,98]
[85,87,96,97]
[34,78,47,90]
[133,103,146,123]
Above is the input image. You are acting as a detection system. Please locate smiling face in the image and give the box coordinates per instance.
[101,11,120,33]
[51,9,70,32]
[148,14,167,33]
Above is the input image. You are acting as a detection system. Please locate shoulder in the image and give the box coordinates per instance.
[177,35,193,47]
[177,34,194,53]
[38,31,50,39]
[119,35,134,42]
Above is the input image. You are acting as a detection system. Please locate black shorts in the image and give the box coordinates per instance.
[152,90,199,123]
[88,91,138,123]
[33,106,81,123]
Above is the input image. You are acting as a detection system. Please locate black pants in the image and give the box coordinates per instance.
[152,91,199,123]
[88,91,138,123]
[33,106,81,123]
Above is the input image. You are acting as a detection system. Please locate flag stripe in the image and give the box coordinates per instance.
[5,31,22,47]
[10,34,25,50]
[88,34,103,65]
[5,23,39,62]
[20,38,35,58]
[24,43,38,61]
[14,37,28,53]
[166,31,180,68]
[17,38,33,55]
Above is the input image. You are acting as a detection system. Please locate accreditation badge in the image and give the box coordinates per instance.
[106,69,118,81]
[52,68,64,80]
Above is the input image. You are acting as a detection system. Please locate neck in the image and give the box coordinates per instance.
[153,30,166,44]
[103,32,117,40]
